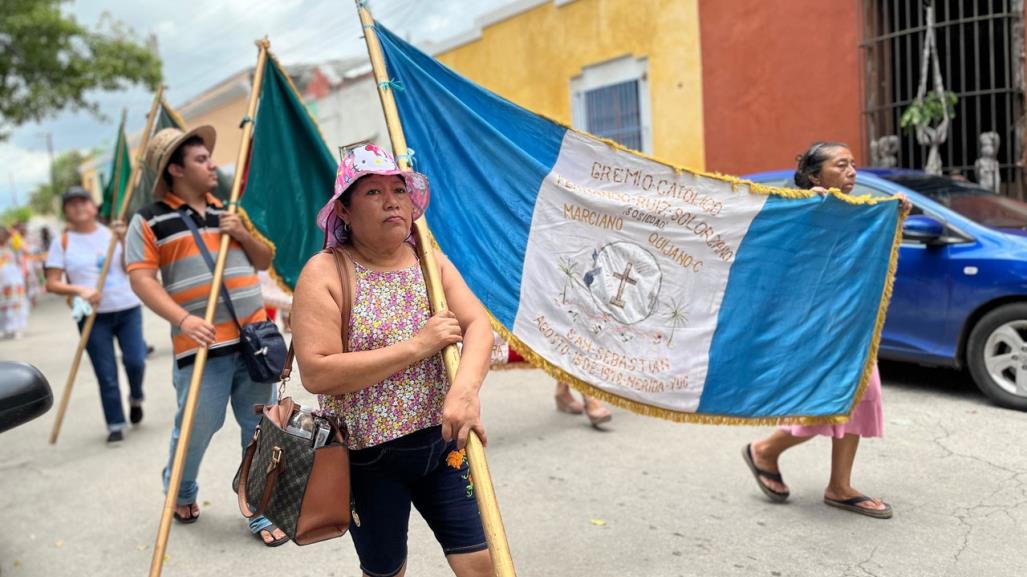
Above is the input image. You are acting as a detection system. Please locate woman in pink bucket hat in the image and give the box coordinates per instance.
[316,143,430,249]
[292,143,495,577]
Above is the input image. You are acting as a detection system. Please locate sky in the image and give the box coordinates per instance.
[0,0,514,211]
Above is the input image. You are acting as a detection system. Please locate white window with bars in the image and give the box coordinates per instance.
[570,55,652,154]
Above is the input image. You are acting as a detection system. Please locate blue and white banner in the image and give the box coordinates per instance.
[376,24,905,423]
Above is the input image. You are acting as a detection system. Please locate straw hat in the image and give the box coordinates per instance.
[144,126,216,199]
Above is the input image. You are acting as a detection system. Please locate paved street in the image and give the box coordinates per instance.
[2,296,1026,577]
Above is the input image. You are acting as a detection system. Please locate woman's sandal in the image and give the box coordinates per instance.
[173,503,200,524]
[249,518,290,547]
[824,495,893,519]
[555,394,584,415]
[741,444,790,503]
[585,403,612,428]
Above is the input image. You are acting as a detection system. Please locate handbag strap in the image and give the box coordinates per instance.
[236,426,282,518]
[177,207,244,331]
[277,247,353,384]
[328,247,353,354]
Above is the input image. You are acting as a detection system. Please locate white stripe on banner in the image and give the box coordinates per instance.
[512,131,769,412]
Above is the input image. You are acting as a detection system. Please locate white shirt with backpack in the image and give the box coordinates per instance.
[46,226,140,313]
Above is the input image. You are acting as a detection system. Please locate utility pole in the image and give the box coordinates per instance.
[37,131,57,212]
[45,132,55,190]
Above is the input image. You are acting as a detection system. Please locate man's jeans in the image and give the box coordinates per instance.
[163,351,274,506]
[78,305,146,432]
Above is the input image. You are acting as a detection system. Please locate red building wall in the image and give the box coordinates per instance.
[698,0,863,176]
[304,69,332,100]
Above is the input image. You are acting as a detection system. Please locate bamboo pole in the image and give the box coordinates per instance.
[147,41,269,577]
[49,91,161,444]
[356,5,517,576]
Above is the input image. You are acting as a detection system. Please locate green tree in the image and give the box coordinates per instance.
[28,148,87,215]
[1,205,33,226]
[0,0,162,139]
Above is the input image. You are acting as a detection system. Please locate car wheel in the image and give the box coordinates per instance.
[966,303,1027,411]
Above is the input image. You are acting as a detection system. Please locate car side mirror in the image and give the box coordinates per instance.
[902,215,945,243]
[0,362,53,434]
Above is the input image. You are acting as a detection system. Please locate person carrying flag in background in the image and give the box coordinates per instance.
[124,126,287,546]
[44,186,147,443]
[742,142,908,520]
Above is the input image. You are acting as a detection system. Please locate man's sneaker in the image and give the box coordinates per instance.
[130,405,144,425]
[107,430,124,443]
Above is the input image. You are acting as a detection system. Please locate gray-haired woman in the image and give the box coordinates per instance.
[742,141,906,520]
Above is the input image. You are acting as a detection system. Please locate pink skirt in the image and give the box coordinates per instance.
[780,365,883,439]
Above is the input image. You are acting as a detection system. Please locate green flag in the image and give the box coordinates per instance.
[239,52,336,291]
[99,117,131,221]
[125,100,232,221]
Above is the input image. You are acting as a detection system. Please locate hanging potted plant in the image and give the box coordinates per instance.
[900,91,958,134]
[901,2,958,175]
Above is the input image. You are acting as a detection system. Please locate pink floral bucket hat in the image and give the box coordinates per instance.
[317,143,430,248]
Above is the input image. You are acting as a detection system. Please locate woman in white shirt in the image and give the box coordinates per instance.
[45,187,147,443]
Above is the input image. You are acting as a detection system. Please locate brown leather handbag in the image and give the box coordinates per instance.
[231,248,355,545]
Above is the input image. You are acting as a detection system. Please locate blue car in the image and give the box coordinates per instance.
[746,168,1027,411]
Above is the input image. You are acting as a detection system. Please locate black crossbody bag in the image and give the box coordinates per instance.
[179,208,286,383]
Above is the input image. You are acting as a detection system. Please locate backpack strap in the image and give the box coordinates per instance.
[59,229,72,308]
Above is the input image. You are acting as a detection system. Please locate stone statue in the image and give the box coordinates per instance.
[974,131,1001,193]
[870,135,900,167]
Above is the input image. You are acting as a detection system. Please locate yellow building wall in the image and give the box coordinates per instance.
[79,165,101,201]
[123,94,248,172]
[435,0,705,169]
[175,96,250,169]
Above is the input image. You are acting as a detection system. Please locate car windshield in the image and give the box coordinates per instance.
[882,174,1027,230]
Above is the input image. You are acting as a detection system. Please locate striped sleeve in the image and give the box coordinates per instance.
[125,213,159,271]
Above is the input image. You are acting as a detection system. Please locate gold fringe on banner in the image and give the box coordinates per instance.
[487,361,534,372]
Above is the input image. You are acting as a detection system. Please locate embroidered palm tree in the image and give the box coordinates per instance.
[663,298,688,346]
[558,257,579,304]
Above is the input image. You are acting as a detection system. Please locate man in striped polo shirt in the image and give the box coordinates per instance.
[126,126,288,546]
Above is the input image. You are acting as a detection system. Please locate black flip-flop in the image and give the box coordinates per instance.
[824,495,893,519]
[173,503,200,524]
[252,523,290,547]
[741,444,790,503]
